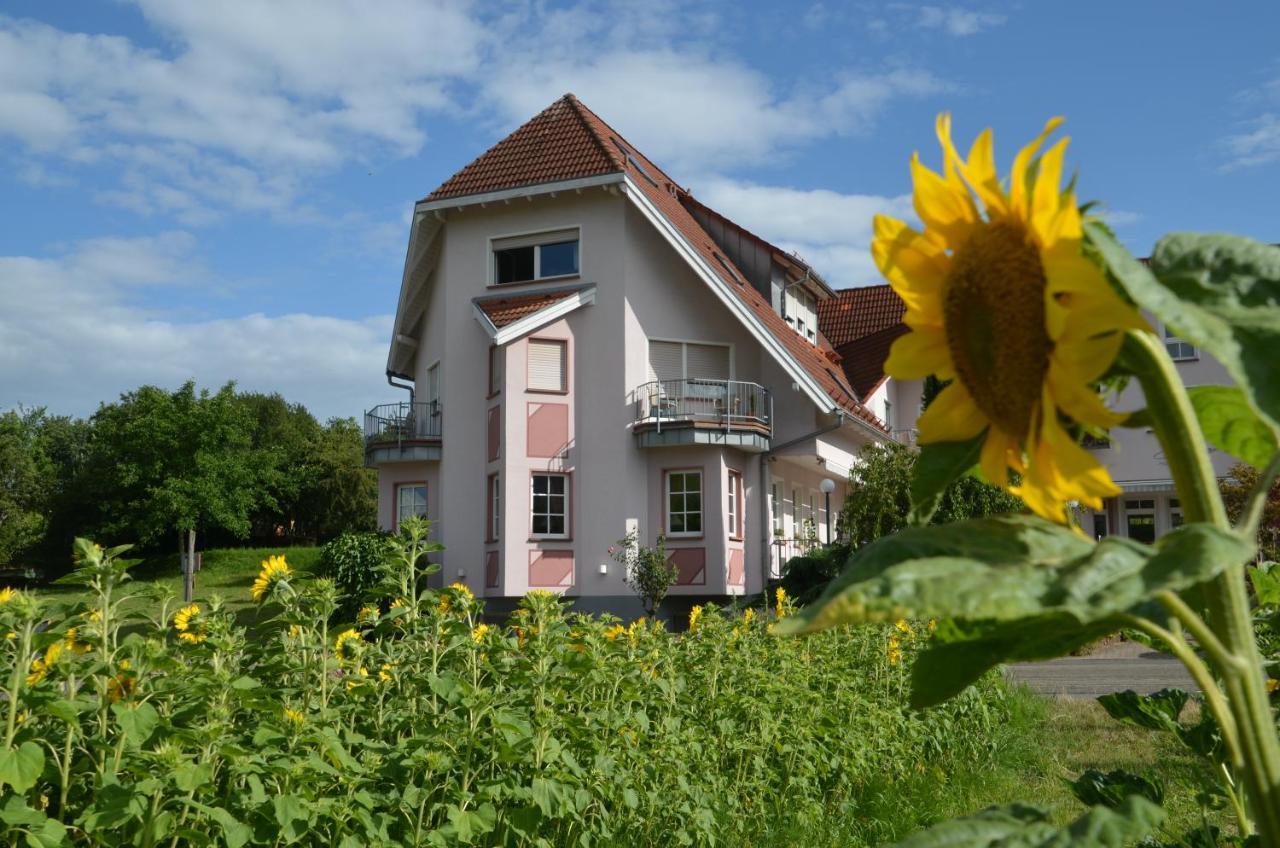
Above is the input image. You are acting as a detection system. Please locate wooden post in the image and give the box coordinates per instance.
[183,528,196,603]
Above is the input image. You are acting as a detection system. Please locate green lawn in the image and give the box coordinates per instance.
[38,545,321,630]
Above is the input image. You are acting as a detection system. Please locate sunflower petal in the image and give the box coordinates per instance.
[885,328,953,380]
[872,215,949,325]
[962,128,1008,216]
[911,153,979,245]
[1048,358,1124,428]
[1010,116,1064,218]
[1030,137,1070,247]
[1039,411,1121,508]
[979,427,1015,488]
[917,382,987,443]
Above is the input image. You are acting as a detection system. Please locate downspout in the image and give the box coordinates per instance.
[387,371,414,406]
[758,410,845,593]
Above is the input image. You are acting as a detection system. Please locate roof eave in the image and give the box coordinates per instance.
[418,172,626,214]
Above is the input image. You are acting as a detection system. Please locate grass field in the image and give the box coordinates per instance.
[38,545,321,628]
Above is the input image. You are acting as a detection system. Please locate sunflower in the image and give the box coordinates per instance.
[26,640,64,686]
[0,587,16,606]
[874,114,1146,524]
[251,555,291,602]
[334,628,361,663]
[172,604,207,644]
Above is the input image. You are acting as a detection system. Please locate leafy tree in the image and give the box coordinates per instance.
[839,441,1025,550]
[1221,461,1280,561]
[0,409,52,566]
[298,418,377,540]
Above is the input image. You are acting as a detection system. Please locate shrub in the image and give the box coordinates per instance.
[0,538,1014,846]
[315,530,392,607]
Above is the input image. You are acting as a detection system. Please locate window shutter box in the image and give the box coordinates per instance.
[528,340,566,391]
[648,341,683,383]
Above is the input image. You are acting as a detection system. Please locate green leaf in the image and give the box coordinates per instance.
[187,803,250,848]
[111,701,159,746]
[892,797,1164,848]
[1086,225,1280,432]
[909,434,985,526]
[1068,768,1165,808]
[1096,689,1188,733]
[0,742,45,793]
[1249,561,1280,607]
[776,516,1250,636]
[0,795,48,827]
[1188,386,1278,469]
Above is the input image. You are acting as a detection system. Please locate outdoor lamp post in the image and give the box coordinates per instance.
[819,478,836,543]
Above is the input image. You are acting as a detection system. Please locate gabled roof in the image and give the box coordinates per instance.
[835,324,909,397]
[472,284,597,346]
[426,97,624,202]
[416,94,883,432]
[817,284,906,349]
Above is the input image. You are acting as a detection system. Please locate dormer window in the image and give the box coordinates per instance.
[492,229,579,285]
[784,286,818,345]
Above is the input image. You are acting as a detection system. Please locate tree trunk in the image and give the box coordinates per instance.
[183,528,196,603]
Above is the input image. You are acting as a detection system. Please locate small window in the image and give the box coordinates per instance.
[1169,498,1184,530]
[488,474,501,541]
[771,483,781,533]
[494,237,579,284]
[727,471,743,539]
[528,339,567,392]
[531,473,568,538]
[488,345,503,396]
[667,471,703,536]
[1164,326,1197,361]
[397,483,427,528]
[1092,513,1108,540]
[884,399,893,430]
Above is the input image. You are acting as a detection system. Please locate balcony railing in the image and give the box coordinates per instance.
[633,379,771,434]
[364,401,442,447]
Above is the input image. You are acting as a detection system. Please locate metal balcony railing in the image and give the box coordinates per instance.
[364,401,442,447]
[634,379,772,434]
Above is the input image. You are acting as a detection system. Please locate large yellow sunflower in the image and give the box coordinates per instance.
[875,114,1146,524]
[251,555,292,602]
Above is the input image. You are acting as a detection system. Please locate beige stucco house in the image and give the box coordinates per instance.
[367,94,897,616]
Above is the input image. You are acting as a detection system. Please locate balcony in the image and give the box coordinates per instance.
[632,379,772,452]
[364,401,442,465]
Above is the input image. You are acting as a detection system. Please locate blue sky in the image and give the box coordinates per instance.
[1,1,1277,419]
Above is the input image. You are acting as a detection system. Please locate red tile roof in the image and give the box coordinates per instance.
[424,94,882,431]
[475,289,578,329]
[426,96,623,201]
[816,284,906,349]
[835,324,909,397]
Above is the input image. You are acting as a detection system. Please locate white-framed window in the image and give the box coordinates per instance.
[488,474,500,541]
[666,471,703,536]
[488,345,503,395]
[727,470,743,539]
[1091,512,1108,540]
[884,399,893,430]
[784,287,818,345]
[790,487,800,534]
[771,483,782,533]
[396,483,427,527]
[528,338,567,392]
[493,230,579,285]
[1164,325,1197,361]
[647,339,731,382]
[1169,497,1184,530]
[531,473,568,538]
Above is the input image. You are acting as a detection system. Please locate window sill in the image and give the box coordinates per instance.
[728,535,744,543]
[526,388,569,396]
[665,533,704,541]
[529,536,572,543]
[487,274,581,291]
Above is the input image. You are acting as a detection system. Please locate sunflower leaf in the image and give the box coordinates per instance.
[776,515,1249,638]
[1187,385,1278,469]
[1085,224,1280,433]
[908,433,985,526]
[891,797,1164,848]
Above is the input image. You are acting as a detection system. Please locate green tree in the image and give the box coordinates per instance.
[1221,461,1280,561]
[0,409,52,566]
[839,441,1025,549]
[298,417,377,540]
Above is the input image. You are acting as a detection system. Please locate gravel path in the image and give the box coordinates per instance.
[1006,640,1198,698]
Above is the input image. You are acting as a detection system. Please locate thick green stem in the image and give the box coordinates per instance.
[1125,329,1280,840]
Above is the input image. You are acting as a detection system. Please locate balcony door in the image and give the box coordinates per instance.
[647,340,731,382]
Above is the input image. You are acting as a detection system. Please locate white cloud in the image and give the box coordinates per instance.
[1097,209,1144,228]
[0,233,390,419]
[1222,112,1280,170]
[696,178,914,285]
[916,6,1006,36]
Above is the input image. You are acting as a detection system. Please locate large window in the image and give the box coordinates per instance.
[493,233,579,285]
[647,340,731,382]
[531,473,568,538]
[727,470,743,539]
[1164,325,1197,361]
[396,483,427,528]
[1124,498,1156,544]
[666,471,703,536]
[527,339,567,392]
[771,483,781,534]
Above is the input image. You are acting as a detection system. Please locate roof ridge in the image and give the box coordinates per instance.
[561,94,628,171]
[567,94,684,191]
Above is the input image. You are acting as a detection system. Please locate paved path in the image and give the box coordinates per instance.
[1006,640,1198,698]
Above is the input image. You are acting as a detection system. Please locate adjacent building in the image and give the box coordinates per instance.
[367,94,904,616]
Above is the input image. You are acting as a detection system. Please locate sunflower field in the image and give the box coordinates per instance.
[0,521,1011,847]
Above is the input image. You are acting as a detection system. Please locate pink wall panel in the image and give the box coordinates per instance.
[668,547,706,586]
[485,551,499,588]
[526,402,569,458]
[727,548,744,586]
[528,550,574,587]
[487,406,501,461]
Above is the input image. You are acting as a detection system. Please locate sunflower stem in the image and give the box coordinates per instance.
[1123,328,1280,842]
